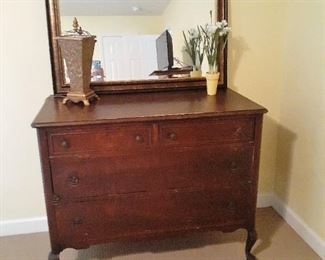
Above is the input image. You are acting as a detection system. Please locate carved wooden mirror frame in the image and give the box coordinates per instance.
[46,0,228,95]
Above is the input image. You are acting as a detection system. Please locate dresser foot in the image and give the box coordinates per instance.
[48,251,60,260]
[245,229,257,260]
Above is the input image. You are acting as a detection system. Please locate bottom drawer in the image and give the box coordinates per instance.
[55,189,248,245]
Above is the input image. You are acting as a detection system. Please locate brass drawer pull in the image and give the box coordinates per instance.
[135,134,144,143]
[229,161,238,171]
[227,201,236,211]
[69,176,80,185]
[60,139,69,149]
[168,132,177,140]
[72,217,82,225]
[52,194,61,205]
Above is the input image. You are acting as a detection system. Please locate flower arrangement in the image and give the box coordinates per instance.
[182,13,230,95]
[183,27,204,71]
[201,20,231,74]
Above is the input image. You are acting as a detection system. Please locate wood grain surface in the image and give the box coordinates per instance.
[32,89,266,128]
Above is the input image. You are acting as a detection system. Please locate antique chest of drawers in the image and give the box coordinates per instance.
[32,89,267,260]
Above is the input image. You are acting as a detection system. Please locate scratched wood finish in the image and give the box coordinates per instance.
[55,189,247,249]
[50,144,253,199]
[32,89,267,260]
[48,124,152,155]
[32,89,266,128]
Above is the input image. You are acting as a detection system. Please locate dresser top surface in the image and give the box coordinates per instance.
[32,89,267,128]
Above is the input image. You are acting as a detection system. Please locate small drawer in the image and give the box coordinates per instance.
[50,152,161,199]
[48,124,152,155]
[159,144,254,190]
[159,117,255,146]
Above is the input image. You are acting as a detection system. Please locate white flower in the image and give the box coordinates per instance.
[205,24,218,36]
[203,23,209,32]
[221,20,228,27]
[215,21,222,29]
[188,28,199,39]
[219,26,231,36]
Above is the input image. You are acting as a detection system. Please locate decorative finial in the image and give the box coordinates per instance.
[64,17,91,36]
[72,17,79,33]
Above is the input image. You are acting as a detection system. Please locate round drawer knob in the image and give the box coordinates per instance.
[69,176,80,185]
[168,132,177,140]
[135,134,144,143]
[72,217,82,225]
[229,161,238,171]
[52,194,61,205]
[60,139,69,149]
[227,201,236,211]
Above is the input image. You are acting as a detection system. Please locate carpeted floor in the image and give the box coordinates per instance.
[0,208,321,260]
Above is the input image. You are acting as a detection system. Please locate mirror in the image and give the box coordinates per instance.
[46,0,227,94]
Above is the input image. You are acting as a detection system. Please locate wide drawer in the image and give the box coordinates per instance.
[48,124,152,155]
[51,145,253,200]
[55,189,247,245]
[159,117,255,146]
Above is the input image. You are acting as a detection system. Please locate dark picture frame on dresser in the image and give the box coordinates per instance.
[32,1,268,260]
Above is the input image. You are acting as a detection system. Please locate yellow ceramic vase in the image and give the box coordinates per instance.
[206,72,220,95]
[190,70,202,78]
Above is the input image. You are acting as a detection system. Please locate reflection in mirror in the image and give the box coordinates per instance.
[59,0,217,83]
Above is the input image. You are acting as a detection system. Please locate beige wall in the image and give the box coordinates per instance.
[229,0,285,195]
[161,0,215,72]
[1,0,324,245]
[1,1,52,220]
[229,0,325,240]
[273,0,325,240]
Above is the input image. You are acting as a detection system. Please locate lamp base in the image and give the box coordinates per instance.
[63,90,99,106]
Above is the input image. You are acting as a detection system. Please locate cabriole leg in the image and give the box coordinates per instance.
[48,245,62,260]
[48,251,60,260]
[245,229,257,260]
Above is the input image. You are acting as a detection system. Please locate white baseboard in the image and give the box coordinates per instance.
[271,194,325,259]
[0,216,48,237]
[0,193,324,259]
[257,192,274,208]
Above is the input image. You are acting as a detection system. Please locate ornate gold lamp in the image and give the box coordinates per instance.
[57,18,99,106]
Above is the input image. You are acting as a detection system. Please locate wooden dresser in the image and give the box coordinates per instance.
[32,89,267,260]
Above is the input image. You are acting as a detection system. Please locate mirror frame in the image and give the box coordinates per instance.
[46,0,228,95]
